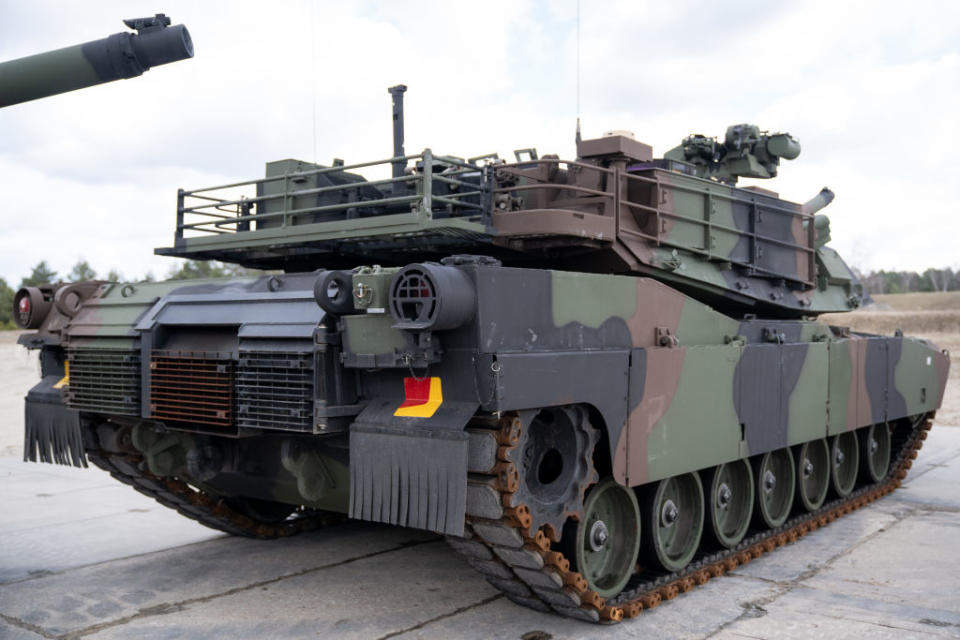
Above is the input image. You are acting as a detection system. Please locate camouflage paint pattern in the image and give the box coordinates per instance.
[16,124,950,539]
[304,261,944,495]
[494,158,858,319]
[64,263,948,486]
[66,279,204,349]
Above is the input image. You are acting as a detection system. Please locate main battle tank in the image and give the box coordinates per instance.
[13,85,950,623]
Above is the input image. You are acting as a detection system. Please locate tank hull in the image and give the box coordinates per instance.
[16,261,950,621]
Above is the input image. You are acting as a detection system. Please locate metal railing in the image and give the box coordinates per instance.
[172,151,815,286]
[492,158,816,286]
[175,150,488,240]
[493,159,614,214]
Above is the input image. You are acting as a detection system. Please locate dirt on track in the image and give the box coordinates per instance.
[1,292,957,456]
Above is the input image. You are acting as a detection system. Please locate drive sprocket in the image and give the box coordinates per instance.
[502,405,599,541]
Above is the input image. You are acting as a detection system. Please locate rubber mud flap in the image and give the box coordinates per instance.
[23,375,86,467]
[349,400,475,536]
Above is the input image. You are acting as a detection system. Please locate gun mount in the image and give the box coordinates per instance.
[0,14,193,108]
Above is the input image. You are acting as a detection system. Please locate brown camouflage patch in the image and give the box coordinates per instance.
[615,347,686,485]
[626,279,685,347]
[846,337,872,429]
[492,209,616,240]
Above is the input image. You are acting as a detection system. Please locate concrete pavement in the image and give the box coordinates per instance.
[1,426,959,639]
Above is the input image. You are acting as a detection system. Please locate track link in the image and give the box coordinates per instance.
[450,412,935,623]
[85,450,344,539]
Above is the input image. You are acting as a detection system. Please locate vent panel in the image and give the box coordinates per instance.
[65,348,141,415]
[237,351,313,432]
[149,351,234,427]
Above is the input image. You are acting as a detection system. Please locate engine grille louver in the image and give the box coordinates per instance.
[149,351,234,427]
[68,346,318,432]
[65,348,141,415]
[237,351,314,432]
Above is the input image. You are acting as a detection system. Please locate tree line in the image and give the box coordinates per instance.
[0,259,258,329]
[857,267,959,295]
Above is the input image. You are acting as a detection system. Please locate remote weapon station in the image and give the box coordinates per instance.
[11,65,950,621]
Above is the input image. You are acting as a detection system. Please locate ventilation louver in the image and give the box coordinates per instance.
[65,347,141,416]
[237,351,314,432]
[149,351,234,427]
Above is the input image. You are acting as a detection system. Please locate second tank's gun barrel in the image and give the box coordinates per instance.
[0,14,193,108]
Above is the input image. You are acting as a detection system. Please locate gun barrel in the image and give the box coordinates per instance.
[0,17,193,108]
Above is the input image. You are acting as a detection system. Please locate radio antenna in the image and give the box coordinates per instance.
[310,0,318,164]
[575,0,582,150]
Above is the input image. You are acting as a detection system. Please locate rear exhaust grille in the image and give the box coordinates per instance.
[149,350,234,427]
[237,351,313,432]
[65,347,141,416]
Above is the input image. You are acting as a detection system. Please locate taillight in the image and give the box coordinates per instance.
[13,287,52,330]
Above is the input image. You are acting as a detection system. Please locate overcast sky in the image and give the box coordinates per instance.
[1,0,958,286]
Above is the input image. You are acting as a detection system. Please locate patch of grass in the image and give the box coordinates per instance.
[869,291,960,312]
[819,310,960,336]
[823,292,960,336]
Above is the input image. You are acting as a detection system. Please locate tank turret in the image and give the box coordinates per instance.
[158,87,862,319]
[0,14,193,108]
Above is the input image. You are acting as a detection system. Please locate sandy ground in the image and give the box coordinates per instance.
[3,420,959,639]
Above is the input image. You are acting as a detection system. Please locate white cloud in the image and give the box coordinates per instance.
[0,0,957,286]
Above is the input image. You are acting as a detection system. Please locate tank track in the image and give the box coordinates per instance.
[447,411,935,623]
[84,449,344,539]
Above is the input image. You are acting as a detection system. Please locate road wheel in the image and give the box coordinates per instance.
[830,431,859,497]
[859,423,891,483]
[754,448,795,528]
[704,459,754,549]
[571,478,641,598]
[795,439,830,512]
[641,472,704,572]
